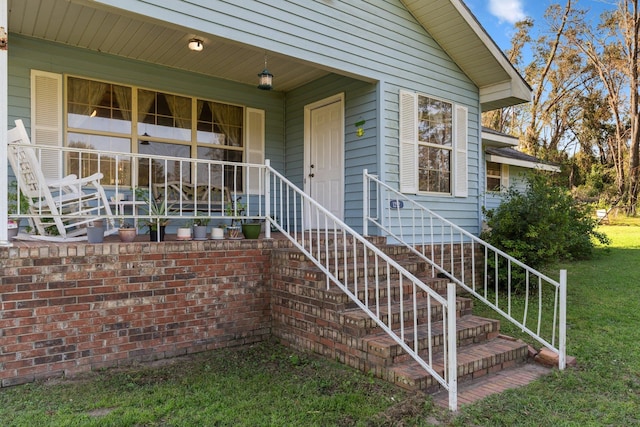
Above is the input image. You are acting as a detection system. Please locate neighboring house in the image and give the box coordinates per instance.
[481,127,561,213]
[2,0,531,237]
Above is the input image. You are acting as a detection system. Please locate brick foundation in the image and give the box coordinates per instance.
[0,239,273,387]
[0,237,489,389]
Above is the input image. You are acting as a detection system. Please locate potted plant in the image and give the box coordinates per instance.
[136,188,172,242]
[117,219,137,242]
[8,180,29,239]
[86,219,105,243]
[225,197,243,239]
[176,223,192,240]
[225,196,262,239]
[191,213,210,240]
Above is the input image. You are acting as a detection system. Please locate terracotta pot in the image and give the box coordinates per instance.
[118,228,137,242]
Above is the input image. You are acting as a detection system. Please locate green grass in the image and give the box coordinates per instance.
[1,219,640,426]
[451,219,640,426]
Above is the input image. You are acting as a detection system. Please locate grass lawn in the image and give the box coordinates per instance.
[1,219,639,426]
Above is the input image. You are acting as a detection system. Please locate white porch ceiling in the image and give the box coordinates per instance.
[7,0,331,92]
[8,0,530,109]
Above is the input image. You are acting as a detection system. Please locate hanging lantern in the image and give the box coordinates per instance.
[257,56,273,90]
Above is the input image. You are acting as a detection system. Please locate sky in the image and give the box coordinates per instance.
[465,0,616,51]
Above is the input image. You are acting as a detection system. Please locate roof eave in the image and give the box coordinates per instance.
[481,129,519,147]
[486,154,561,173]
[402,0,532,111]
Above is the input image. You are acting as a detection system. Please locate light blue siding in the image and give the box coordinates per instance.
[482,166,532,214]
[9,0,489,236]
[8,35,286,172]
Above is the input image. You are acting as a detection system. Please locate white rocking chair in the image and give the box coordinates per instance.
[7,119,116,241]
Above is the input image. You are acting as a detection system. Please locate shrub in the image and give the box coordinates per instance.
[482,172,610,278]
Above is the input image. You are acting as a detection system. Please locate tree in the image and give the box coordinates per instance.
[567,0,640,214]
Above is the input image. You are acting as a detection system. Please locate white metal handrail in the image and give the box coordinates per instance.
[265,161,459,410]
[363,170,567,370]
[8,144,269,231]
[6,145,461,409]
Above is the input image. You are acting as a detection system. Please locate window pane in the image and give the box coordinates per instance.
[137,142,191,186]
[197,100,243,147]
[487,162,501,176]
[418,96,452,147]
[487,177,501,192]
[67,77,132,134]
[418,146,451,193]
[67,133,132,186]
[138,90,192,142]
[486,162,502,191]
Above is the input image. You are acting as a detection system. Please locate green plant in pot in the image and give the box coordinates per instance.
[226,196,262,239]
[190,213,210,240]
[8,180,30,239]
[136,188,172,241]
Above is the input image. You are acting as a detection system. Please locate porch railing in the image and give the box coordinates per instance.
[265,161,459,410]
[363,170,567,370]
[7,146,461,409]
[9,144,270,233]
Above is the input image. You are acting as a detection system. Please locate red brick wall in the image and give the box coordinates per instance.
[0,239,272,387]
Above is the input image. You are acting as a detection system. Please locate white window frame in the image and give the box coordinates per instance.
[32,71,265,188]
[399,90,468,197]
[486,162,510,193]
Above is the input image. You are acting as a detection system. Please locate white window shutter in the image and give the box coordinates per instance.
[245,107,265,195]
[31,70,63,180]
[501,164,510,192]
[454,105,468,197]
[399,90,418,193]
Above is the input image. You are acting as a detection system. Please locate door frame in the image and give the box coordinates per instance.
[303,93,345,221]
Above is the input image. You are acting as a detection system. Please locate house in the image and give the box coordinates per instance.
[1,1,567,411]
[482,127,561,213]
[1,0,530,240]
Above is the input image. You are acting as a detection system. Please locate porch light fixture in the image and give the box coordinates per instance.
[188,38,203,51]
[257,56,273,90]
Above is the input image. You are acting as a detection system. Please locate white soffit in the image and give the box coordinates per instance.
[402,0,531,110]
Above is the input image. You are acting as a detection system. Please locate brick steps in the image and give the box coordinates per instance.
[271,238,541,407]
[388,337,530,393]
[340,297,474,335]
[362,315,501,363]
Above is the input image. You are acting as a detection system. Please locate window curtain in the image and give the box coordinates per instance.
[211,102,242,147]
[164,94,192,129]
[112,86,132,122]
[137,90,156,127]
[68,79,108,116]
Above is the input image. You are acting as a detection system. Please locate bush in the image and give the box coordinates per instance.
[482,172,610,274]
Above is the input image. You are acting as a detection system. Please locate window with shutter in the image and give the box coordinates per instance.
[399,90,468,196]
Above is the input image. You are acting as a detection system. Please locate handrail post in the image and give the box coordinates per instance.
[264,159,271,239]
[447,282,458,411]
[363,169,369,236]
[559,269,567,370]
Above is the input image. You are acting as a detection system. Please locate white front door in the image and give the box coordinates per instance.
[304,94,344,228]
